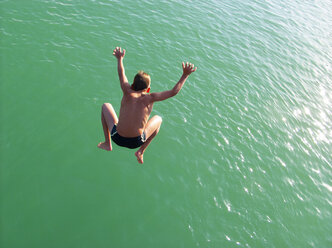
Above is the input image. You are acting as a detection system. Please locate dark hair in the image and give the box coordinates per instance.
[132,71,150,91]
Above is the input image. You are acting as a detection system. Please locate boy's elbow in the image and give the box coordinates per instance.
[171,88,179,97]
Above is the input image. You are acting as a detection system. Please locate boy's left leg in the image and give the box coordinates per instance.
[135,115,162,163]
[98,103,118,151]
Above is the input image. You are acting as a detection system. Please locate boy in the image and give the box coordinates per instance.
[97,47,197,164]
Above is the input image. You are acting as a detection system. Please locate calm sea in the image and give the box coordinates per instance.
[1,0,331,247]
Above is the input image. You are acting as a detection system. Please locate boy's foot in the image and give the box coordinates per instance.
[135,151,144,164]
[97,141,112,151]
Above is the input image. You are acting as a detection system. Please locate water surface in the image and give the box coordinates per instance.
[1,0,331,247]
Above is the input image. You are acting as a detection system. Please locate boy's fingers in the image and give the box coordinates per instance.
[182,62,197,71]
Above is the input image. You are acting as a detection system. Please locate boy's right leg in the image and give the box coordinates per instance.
[98,103,118,151]
[135,115,162,163]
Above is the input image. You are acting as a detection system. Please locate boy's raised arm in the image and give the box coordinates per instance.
[113,47,130,93]
[150,62,197,102]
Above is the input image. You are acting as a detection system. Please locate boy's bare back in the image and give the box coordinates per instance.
[116,91,153,137]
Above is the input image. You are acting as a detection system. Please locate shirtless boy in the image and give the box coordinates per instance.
[97,47,197,164]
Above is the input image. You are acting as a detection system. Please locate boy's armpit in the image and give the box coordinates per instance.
[120,82,131,94]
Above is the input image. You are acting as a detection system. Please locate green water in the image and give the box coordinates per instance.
[1,0,331,247]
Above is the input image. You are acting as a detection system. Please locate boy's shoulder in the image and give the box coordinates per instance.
[123,90,153,103]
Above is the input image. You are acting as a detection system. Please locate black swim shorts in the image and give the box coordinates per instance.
[111,125,146,149]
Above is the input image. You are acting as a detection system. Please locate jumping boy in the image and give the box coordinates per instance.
[97,47,197,164]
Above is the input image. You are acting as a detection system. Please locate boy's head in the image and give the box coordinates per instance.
[131,71,151,92]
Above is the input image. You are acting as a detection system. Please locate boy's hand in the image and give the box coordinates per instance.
[113,47,126,60]
[182,62,197,76]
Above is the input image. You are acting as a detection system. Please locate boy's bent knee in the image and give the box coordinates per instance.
[102,103,113,110]
[154,115,162,131]
[102,103,110,107]
[154,115,163,126]
[154,115,162,122]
